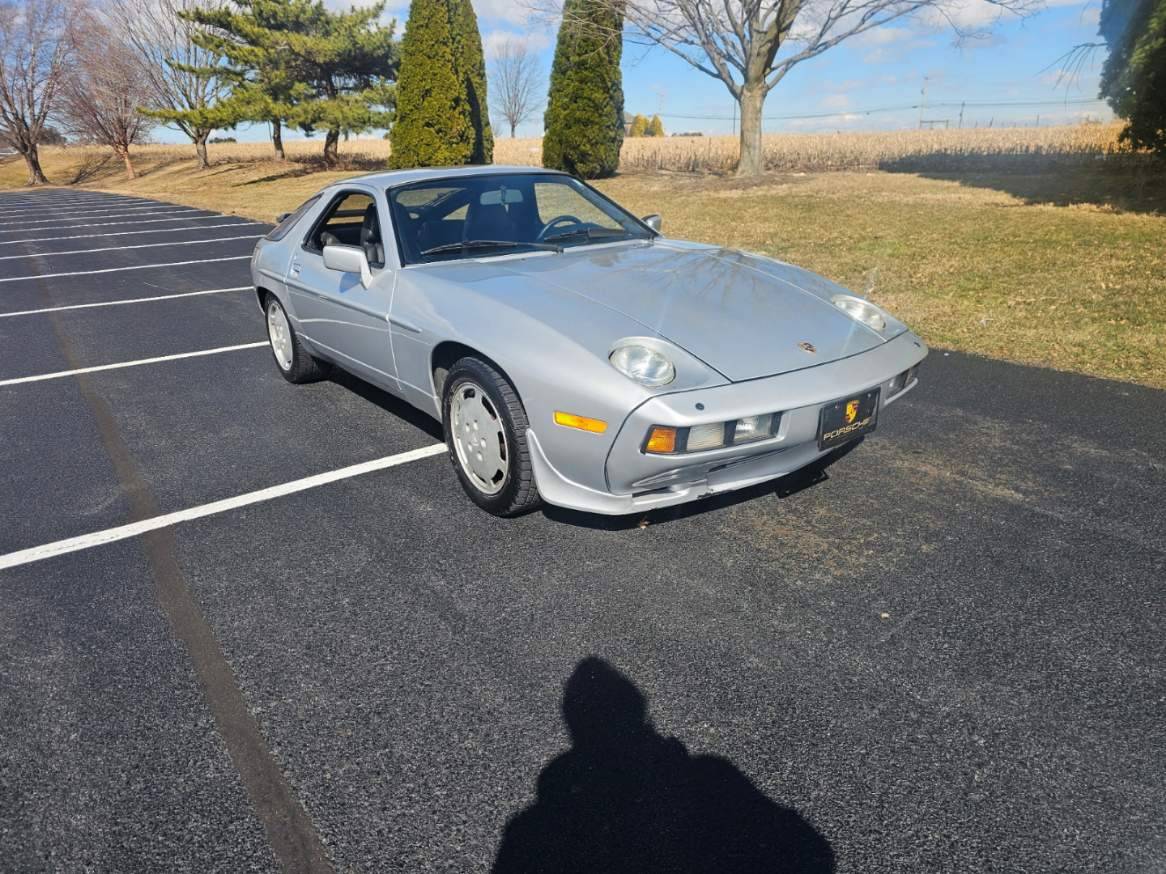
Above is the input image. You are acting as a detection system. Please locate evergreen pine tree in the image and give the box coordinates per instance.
[179,0,396,164]
[543,0,625,178]
[1100,0,1166,155]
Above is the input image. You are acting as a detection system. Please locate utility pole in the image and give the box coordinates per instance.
[958,101,965,129]
[731,100,737,136]
[918,76,931,129]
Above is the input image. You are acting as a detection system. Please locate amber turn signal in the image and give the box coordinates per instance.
[553,411,608,434]
[644,426,678,454]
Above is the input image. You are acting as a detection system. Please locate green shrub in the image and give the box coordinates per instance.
[543,0,624,178]
[389,0,491,168]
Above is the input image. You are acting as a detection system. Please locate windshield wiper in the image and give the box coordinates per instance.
[420,239,562,257]
[541,227,636,244]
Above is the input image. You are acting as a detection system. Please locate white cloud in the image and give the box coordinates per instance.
[853,26,914,46]
[473,0,535,26]
[482,28,551,57]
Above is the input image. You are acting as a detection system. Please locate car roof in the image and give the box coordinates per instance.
[342,165,566,190]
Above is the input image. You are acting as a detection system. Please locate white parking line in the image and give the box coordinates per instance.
[0,341,268,387]
[0,196,150,206]
[0,202,184,220]
[0,208,201,228]
[0,286,251,319]
[3,222,263,245]
[1,199,150,209]
[0,444,447,571]
[0,234,262,261]
[0,255,251,283]
[8,194,151,202]
[0,214,248,234]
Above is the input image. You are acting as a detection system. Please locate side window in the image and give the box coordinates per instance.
[264,195,320,241]
[305,192,376,254]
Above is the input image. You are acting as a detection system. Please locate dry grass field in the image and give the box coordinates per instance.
[2,127,1163,388]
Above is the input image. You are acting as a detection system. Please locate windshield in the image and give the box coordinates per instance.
[388,173,653,265]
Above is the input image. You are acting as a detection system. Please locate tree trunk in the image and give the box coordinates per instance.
[272,118,285,160]
[323,128,340,165]
[735,85,766,178]
[23,144,49,185]
[510,121,517,138]
[194,133,210,169]
[117,145,136,180]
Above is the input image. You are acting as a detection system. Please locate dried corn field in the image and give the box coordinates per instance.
[612,123,1136,172]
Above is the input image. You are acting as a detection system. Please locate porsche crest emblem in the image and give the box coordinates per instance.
[798,341,817,354]
[844,399,860,424]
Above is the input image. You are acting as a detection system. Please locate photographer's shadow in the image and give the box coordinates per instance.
[493,658,835,873]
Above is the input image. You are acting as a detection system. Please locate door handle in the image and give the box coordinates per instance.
[289,261,302,277]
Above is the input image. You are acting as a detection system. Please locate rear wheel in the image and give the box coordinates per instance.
[442,357,540,516]
[264,293,328,383]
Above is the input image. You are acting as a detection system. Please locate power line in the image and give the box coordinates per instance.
[656,97,1108,123]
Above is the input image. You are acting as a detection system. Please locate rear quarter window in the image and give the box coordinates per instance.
[264,195,322,241]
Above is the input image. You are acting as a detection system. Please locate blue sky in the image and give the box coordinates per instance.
[164,0,1110,143]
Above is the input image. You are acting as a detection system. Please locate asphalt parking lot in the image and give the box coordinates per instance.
[1,188,1163,873]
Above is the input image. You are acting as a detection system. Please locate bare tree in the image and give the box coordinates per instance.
[556,0,1034,176]
[107,0,230,169]
[0,0,78,185]
[490,36,543,138]
[60,20,153,179]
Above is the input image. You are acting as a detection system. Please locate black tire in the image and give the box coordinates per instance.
[441,357,541,517]
[263,292,329,384]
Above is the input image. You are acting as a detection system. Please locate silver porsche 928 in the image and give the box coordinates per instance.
[251,166,927,517]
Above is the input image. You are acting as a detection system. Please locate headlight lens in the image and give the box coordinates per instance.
[686,422,726,451]
[609,344,676,387]
[831,295,887,332]
[733,414,773,443]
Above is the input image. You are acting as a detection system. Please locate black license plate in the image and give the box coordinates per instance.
[817,388,880,450]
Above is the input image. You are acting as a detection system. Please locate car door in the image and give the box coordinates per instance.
[287,188,400,391]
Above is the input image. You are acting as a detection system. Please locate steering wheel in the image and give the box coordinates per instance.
[536,214,585,241]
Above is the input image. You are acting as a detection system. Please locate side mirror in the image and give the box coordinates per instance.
[642,213,662,233]
[323,243,373,289]
[275,212,290,223]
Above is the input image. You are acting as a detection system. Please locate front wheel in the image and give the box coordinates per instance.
[442,357,540,517]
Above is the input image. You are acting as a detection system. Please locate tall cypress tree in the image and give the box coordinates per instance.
[449,0,493,163]
[390,0,491,168]
[543,0,625,178]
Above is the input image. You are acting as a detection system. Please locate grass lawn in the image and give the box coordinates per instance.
[3,145,1164,388]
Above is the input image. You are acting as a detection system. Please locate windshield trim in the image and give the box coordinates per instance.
[401,236,650,269]
[386,170,658,266]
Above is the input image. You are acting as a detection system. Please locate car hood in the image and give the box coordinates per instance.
[503,241,899,382]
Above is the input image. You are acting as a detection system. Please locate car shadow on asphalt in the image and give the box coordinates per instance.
[328,369,445,442]
[492,657,835,873]
[542,439,863,530]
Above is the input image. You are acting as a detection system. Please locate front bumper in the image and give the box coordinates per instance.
[527,331,928,515]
